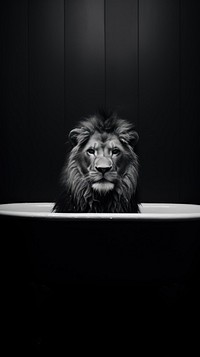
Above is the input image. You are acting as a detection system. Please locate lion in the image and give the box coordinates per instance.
[53,110,139,213]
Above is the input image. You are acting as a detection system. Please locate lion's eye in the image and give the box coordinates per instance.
[87,148,95,155]
[112,148,120,155]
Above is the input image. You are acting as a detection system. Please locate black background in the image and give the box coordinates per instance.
[1,1,200,354]
[0,0,200,204]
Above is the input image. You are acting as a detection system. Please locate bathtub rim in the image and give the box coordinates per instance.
[0,202,200,221]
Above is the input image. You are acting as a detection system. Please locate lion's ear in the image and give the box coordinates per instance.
[68,128,82,146]
[130,131,139,147]
[120,131,139,147]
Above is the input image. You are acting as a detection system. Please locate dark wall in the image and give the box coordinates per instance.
[0,0,200,204]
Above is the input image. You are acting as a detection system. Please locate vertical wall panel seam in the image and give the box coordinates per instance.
[27,0,30,133]
[104,0,107,110]
[137,0,140,132]
[64,0,66,129]
[137,0,141,200]
[179,0,182,202]
[27,0,30,200]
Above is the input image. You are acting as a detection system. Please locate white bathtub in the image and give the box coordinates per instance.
[1,201,200,285]
[0,202,200,220]
[2,203,198,352]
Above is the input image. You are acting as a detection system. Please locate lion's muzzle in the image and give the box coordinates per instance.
[95,157,112,175]
[91,157,115,193]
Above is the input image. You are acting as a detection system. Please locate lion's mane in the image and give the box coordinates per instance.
[53,111,139,213]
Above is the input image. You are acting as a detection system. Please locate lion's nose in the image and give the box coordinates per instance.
[96,166,111,174]
[95,157,112,174]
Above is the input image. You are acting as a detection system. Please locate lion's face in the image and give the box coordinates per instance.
[79,132,123,193]
[77,131,134,194]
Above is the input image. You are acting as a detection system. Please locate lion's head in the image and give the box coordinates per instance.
[54,111,139,213]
